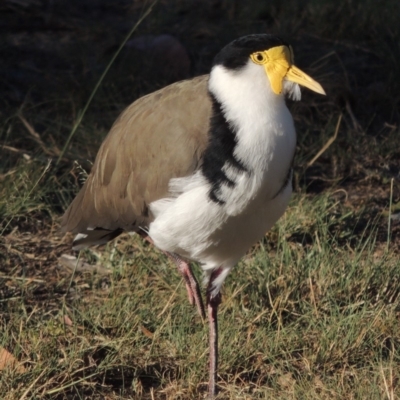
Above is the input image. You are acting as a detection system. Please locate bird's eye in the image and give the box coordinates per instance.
[250,52,267,65]
[256,53,264,62]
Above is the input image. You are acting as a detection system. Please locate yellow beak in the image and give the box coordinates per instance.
[251,46,326,96]
[285,65,326,95]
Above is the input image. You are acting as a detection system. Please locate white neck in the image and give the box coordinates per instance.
[207,62,297,211]
[209,62,286,126]
[208,62,296,165]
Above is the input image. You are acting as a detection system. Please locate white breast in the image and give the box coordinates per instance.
[208,63,296,214]
[149,62,297,292]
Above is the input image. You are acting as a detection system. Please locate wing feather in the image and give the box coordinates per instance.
[61,75,211,234]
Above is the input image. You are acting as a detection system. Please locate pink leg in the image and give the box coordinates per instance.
[169,252,206,320]
[207,268,223,399]
[140,233,205,319]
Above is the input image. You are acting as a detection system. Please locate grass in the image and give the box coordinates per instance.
[1,0,400,399]
[1,194,399,399]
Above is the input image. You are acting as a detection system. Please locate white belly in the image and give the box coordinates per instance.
[204,181,292,267]
[148,172,292,270]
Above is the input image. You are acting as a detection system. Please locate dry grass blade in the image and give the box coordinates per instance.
[345,99,363,133]
[0,168,17,181]
[18,113,57,157]
[43,372,100,395]
[19,368,48,400]
[56,0,159,166]
[1,144,27,154]
[0,275,45,283]
[307,113,342,167]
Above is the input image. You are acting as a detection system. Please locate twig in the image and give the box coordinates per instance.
[18,113,57,156]
[1,144,26,154]
[307,114,342,167]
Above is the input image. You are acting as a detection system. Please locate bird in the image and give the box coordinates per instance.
[61,34,325,398]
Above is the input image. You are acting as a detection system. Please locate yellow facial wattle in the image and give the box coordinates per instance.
[250,45,326,96]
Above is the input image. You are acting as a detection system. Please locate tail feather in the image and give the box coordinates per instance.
[72,228,123,250]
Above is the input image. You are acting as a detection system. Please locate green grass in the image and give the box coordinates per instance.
[1,0,400,398]
[1,194,399,399]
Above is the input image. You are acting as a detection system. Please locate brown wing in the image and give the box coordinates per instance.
[61,75,211,234]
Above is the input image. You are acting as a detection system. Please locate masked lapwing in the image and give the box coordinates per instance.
[61,34,325,397]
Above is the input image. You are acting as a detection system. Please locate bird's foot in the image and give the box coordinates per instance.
[139,233,205,319]
[172,254,206,320]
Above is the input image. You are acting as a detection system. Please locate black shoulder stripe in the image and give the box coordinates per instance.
[201,94,247,204]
